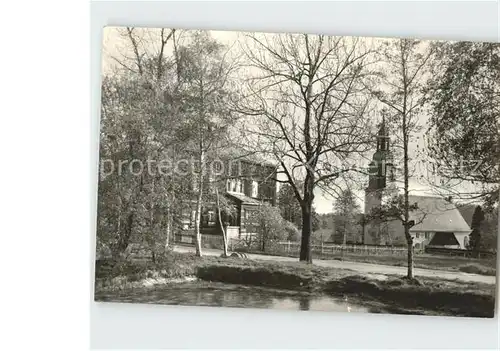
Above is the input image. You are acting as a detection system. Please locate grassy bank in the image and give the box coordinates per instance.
[95,252,496,318]
[94,252,353,291]
[95,252,217,289]
[324,275,495,318]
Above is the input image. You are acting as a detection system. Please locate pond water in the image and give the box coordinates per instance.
[96,281,382,313]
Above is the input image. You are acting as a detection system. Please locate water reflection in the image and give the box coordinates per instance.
[97,281,372,313]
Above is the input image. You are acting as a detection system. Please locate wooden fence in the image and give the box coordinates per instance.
[174,233,227,249]
[173,236,496,260]
[425,246,496,259]
[229,239,414,257]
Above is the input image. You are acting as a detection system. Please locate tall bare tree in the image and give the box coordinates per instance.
[238,33,376,262]
[176,31,239,257]
[368,39,434,279]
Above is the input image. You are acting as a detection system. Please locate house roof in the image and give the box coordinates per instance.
[409,196,471,233]
[218,147,278,168]
[226,192,262,205]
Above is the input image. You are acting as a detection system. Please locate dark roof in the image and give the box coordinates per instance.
[409,196,471,233]
[218,147,277,168]
[226,192,262,205]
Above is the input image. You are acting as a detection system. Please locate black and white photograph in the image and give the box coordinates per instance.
[94,26,498,318]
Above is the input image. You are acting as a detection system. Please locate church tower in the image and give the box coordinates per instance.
[363,116,393,244]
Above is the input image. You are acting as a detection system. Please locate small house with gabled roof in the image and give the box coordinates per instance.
[406,195,472,249]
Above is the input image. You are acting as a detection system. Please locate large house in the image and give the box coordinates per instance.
[176,150,278,244]
[363,118,472,249]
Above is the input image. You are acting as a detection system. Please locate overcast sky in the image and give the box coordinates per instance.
[100,27,479,214]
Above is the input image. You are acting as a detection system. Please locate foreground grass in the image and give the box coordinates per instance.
[95,252,496,318]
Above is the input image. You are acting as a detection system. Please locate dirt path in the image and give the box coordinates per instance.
[173,245,496,285]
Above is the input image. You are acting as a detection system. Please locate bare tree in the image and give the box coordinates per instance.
[214,187,229,257]
[368,39,434,279]
[237,33,376,262]
[176,31,240,257]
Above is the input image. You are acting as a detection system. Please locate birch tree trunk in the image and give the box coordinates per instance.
[215,187,229,257]
[194,144,204,257]
[342,222,347,246]
[371,39,432,279]
[150,177,157,262]
[403,111,414,279]
[401,41,413,280]
[165,204,171,250]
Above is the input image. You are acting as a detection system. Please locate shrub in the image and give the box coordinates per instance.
[201,236,224,249]
[459,263,496,276]
[255,203,288,252]
[196,263,315,290]
[283,220,300,241]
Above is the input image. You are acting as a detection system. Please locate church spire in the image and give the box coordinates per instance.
[368,113,391,191]
[376,114,388,152]
[380,113,385,135]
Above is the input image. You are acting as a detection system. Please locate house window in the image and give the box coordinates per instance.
[389,166,395,182]
[251,181,259,198]
[213,161,223,174]
[191,210,197,226]
[415,233,420,239]
[248,210,257,221]
[207,210,216,226]
[233,179,240,193]
[227,178,243,194]
[227,179,236,192]
[425,232,431,239]
[208,173,215,193]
